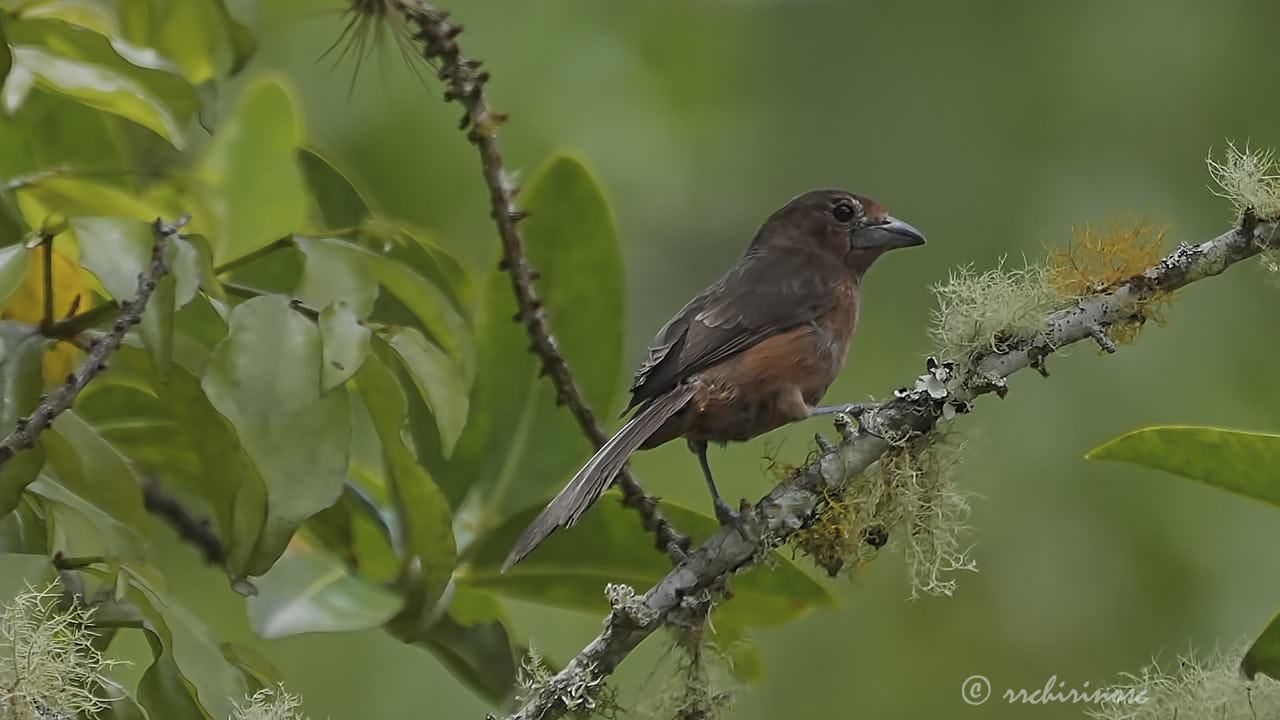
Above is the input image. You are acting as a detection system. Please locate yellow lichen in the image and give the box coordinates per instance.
[1048,219,1166,296]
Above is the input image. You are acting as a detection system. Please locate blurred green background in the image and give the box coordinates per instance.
[151,0,1280,717]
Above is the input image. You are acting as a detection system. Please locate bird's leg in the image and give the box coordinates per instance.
[688,439,748,539]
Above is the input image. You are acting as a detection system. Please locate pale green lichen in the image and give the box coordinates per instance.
[232,685,311,720]
[639,636,736,720]
[0,584,117,720]
[517,646,619,719]
[930,260,1064,365]
[1088,647,1280,720]
[1207,141,1280,222]
[791,431,976,597]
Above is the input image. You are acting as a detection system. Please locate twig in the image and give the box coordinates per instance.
[45,301,120,339]
[0,217,183,467]
[39,230,54,330]
[140,478,226,566]
[221,282,322,320]
[503,220,1278,720]
[398,2,690,562]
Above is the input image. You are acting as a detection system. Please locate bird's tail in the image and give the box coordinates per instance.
[501,382,696,572]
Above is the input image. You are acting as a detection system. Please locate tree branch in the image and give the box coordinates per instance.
[0,217,183,467]
[140,477,226,566]
[398,2,691,562]
[502,220,1278,720]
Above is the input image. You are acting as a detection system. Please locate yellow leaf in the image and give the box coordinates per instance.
[2,245,91,384]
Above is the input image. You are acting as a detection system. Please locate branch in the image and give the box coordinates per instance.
[140,477,226,566]
[398,2,691,562]
[0,217,182,467]
[503,220,1278,720]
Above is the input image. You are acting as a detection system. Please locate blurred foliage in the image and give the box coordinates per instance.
[1089,426,1280,684]
[0,1,840,717]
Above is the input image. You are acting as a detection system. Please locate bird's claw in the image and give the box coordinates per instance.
[714,498,750,541]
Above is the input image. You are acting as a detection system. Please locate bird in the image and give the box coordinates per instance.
[502,188,926,571]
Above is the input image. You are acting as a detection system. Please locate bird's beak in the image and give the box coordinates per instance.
[851,216,927,250]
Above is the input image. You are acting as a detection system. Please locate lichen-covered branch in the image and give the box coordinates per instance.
[0,217,182,467]
[393,1,691,562]
[502,219,1277,720]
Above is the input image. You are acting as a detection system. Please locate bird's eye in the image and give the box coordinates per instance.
[832,203,856,222]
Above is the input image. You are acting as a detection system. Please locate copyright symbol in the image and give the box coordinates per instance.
[961,675,991,705]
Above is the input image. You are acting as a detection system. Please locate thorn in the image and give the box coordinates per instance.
[1087,324,1117,354]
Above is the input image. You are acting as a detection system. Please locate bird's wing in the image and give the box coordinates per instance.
[626,248,842,410]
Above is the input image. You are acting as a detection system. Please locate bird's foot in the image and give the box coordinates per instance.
[811,401,871,419]
[713,498,750,541]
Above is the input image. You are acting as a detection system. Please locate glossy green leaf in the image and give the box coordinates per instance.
[383,327,469,455]
[296,236,379,318]
[3,33,192,147]
[73,217,176,376]
[117,0,257,83]
[0,496,46,554]
[0,322,47,517]
[354,352,455,619]
[248,547,402,639]
[196,76,306,265]
[138,647,210,720]
[0,88,128,182]
[0,552,55,603]
[300,148,371,230]
[44,410,147,533]
[303,485,399,585]
[1243,609,1280,682]
[1088,426,1280,507]
[461,498,836,627]
[0,244,32,309]
[202,296,350,575]
[318,301,370,392]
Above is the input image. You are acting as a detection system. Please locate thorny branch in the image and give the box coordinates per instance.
[398,1,691,563]
[0,217,183,468]
[502,220,1278,720]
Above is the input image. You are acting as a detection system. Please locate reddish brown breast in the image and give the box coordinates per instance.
[642,276,861,447]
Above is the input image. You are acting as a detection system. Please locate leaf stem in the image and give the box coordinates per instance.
[39,231,53,331]
[213,236,294,276]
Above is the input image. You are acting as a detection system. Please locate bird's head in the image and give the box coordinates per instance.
[756,188,926,272]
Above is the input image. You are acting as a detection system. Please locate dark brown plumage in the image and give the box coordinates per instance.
[503,189,925,571]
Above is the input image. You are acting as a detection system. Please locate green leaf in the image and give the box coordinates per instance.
[296,236,379,318]
[318,301,371,392]
[0,243,32,309]
[397,612,519,707]
[0,552,55,602]
[127,577,246,720]
[299,148,371,230]
[44,410,148,533]
[15,175,165,224]
[354,352,455,619]
[446,153,625,518]
[247,546,402,639]
[371,248,474,384]
[148,350,266,579]
[27,475,144,559]
[520,153,624,414]
[195,76,306,265]
[1087,426,1280,507]
[221,642,284,691]
[202,295,350,575]
[117,0,257,83]
[382,327,469,456]
[1243,609,1280,682]
[73,217,175,377]
[0,322,47,517]
[303,482,399,586]
[0,496,46,554]
[461,497,836,627]
[0,89,128,182]
[3,19,196,147]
